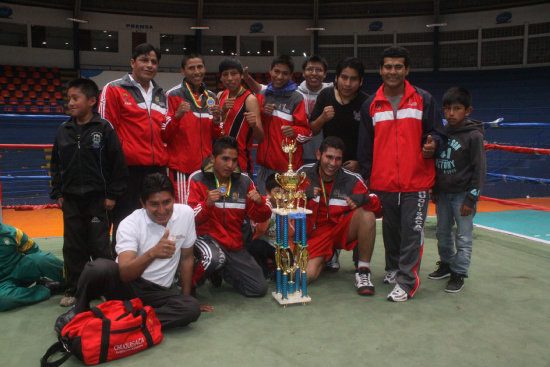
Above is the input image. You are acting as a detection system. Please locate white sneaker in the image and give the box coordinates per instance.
[387,283,408,302]
[355,267,375,296]
[383,269,398,284]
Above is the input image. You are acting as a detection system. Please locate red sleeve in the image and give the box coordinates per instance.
[245,182,272,223]
[352,180,382,218]
[187,179,214,225]
[162,93,182,143]
[292,100,312,144]
[99,84,120,131]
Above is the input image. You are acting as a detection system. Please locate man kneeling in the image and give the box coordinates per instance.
[62,173,204,330]
[297,136,382,295]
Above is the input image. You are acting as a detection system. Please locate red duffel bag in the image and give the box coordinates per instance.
[42,298,163,366]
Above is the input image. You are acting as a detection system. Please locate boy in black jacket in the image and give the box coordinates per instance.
[50,78,128,306]
[428,87,486,293]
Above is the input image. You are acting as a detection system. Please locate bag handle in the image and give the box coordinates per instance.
[139,309,155,347]
[40,341,72,367]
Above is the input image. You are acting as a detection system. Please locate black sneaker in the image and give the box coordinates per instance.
[428,261,451,280]
[54,307,77,335]
[323,249,341,273]
[36,277,67,295]
[445,273,465,293]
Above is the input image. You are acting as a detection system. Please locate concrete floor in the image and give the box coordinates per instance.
[1,218,550,367]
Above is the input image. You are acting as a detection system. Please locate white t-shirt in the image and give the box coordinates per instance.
[116,204,196,288]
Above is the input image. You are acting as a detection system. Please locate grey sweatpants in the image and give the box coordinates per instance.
[194,235,267,297]
[375,190,429,297]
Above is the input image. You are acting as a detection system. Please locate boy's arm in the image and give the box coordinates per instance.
[291,100,312,145]
[244,94,264,142]
[463,132,486,209]
[187,179,217,225]
[104,125,128,200]
[245,182,272,223]
[242,67,264,94]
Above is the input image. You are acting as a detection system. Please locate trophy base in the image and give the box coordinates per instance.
[272,208,313,216]
[272,291,311,307]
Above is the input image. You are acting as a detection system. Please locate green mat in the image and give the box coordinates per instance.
[2,219,550,367]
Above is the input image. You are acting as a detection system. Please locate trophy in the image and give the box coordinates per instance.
[272,138,312,306]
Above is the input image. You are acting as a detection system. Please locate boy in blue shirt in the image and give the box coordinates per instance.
[429,87,486,292]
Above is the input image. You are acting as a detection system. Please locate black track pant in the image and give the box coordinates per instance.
[375,190,429,297]
[75,258,200,330]
[62,193,111,294]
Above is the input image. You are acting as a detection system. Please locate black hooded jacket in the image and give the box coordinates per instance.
[433,118,486,208]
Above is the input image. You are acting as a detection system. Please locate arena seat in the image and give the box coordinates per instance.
[17,105,27,113]
[33,85,43,92]
[39,67,48,73]
[41,92,50,99]
[22,97,32,106]
[20,84,30,92]
[54,91,63,100]
[29,105,39,113]
[1,90,10,98]
[45,72,54,80]
[7,83,16,91]
[15,65,24,72]
[26,78,35,85]
[12,77,22,85]
[28,91,37,99]
[0,76,7,84]
[39,78,48,86]
[51,67,59,73]
[14,90,24,98]
[18,71,27,79]
[52,79,61,87]
[46,85,55,93]
[35,98,45,106]
[8,97,18,105]
[32,71,40,79]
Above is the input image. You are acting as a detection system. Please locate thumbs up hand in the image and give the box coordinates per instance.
[152,229,176,259]
[422,134,436,158]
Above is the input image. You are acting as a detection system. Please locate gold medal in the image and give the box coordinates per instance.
[207,97,215,107]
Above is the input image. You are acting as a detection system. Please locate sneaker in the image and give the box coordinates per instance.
[428,261,451,280]
[387,283,408,302]
[383,269,398,284]
[59,295,76,307]
[445,272,465,293]
[355,267,375,296]
[323,249,341,273]
[36,277,67,295]
[54,307,77,334]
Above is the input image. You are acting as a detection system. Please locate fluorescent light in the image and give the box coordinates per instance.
[306,27,325,31]
[66,17,88,24]
[190,26,210,30]
[426,23,447,28]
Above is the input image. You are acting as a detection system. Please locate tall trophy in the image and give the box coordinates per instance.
[272,138,312,306]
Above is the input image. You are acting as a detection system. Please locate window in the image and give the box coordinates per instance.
[240,36,273,56]
[79,30,118,52]
[203,36,237,56]
[160,34,196,55]
[277,36,310,56]
[0,22,27,47]
[31,25,72,50]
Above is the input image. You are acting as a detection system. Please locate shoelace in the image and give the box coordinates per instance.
[357,271,371,285]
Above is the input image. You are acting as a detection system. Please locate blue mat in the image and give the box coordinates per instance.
[474,209,550,243]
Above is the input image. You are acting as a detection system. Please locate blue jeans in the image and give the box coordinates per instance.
[435,192,476,276]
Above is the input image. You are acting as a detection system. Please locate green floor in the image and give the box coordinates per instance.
[2,218,550,367]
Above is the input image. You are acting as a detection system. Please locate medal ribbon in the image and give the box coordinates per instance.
[214,175,232,197]
[185,81,208,109]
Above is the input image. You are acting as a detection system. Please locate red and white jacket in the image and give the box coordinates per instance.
[99,74,168,167]
[358,80,445,192]
[297,162,382,232]
[256,83,312,171]
[188,160,272,251]
[218,89,256,175]
[163,80,222,174]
